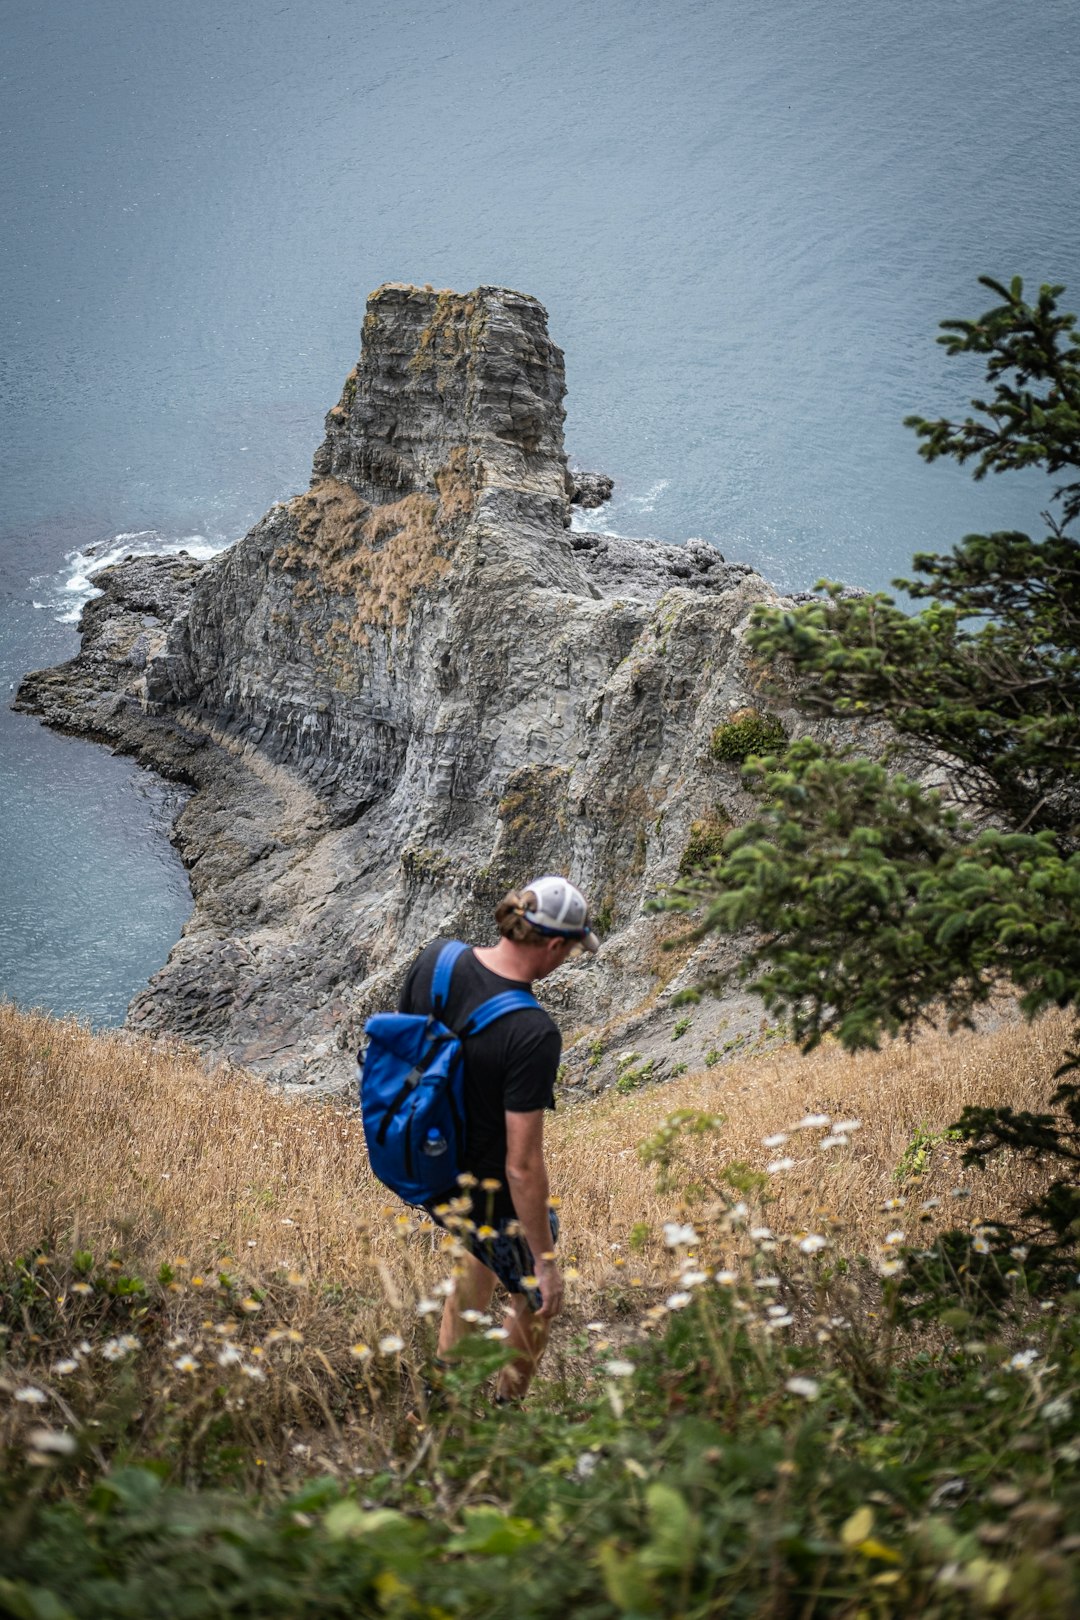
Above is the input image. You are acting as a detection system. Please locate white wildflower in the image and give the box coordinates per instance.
[754,1275,781,1289]
[680,1271,709,1287]
[241,1363,266,1381]
[378,1335,405,1355]
[415,1298,441,1316]
[715,1269,738,1286]
[767,1158,795,1174]
[799,1234,828,1255]
[793,1113,830,1130]
[663,1222,698,1248]
[483,1327,510,1341]
[665,1292,692,1310]
[785,1376,820,1400]
[750,1227,773,1241]
[26,1428,76,1455]
[14,1388,47,1405]
[1009,1348,1039,1371]
[173,1355,200,1373]
[1041,1396,1072,1426]
[217,1345,243,1367]
[877,1257,904,1278]
[819,1134,848,1150]
[833,1119,862,1133]
[762,1133,788,1149]
[884,1230,905,1247]
[606,1359,636,1377]
[51,1359,78,1377]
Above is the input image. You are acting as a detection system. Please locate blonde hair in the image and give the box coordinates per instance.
[494,888,548,946]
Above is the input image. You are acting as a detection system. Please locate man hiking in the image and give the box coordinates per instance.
[398,875,599,1402]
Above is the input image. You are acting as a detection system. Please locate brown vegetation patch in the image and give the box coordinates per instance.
[407,290,484,383]
[434,446,476,524]
[278,458,476,640]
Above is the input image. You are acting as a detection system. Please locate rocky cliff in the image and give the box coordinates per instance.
[17,284,818,1094]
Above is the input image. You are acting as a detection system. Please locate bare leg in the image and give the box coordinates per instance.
[496,1294,551,1402]
[438,1249,496,1360]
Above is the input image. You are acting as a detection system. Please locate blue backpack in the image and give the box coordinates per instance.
[358,940,540,1206]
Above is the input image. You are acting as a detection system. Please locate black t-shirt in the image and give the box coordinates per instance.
[398,939,560,1218]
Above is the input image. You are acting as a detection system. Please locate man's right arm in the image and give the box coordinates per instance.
[504,1108,564,1320]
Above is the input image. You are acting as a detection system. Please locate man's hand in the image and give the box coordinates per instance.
[535,1255,564,1320]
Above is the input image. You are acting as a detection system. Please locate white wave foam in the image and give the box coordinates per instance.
[569,504,609,533]
[624,479,670,513]
[50,530,229,624]
[570,477,672,540]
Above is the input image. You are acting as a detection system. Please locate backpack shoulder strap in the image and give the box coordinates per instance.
[430,940,469,1015]
[461,989,541,1037]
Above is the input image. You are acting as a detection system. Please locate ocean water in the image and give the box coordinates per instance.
[2,0,1078,1022]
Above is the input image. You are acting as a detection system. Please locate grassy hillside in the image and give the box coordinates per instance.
[2,1000,1079,1617]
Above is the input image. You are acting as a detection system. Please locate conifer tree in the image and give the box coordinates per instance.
[666,276,1080,1278]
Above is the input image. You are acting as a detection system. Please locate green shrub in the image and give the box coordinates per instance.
[616,1058,654,1093]
[6,1258,1080,1619]
[678,811,732,875]
[7,1095,1080,1617]
[710,708,788,763]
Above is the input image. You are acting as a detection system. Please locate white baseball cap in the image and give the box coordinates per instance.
[523,874,600,953]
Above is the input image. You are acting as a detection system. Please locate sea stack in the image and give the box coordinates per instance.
[17,285,802,1090]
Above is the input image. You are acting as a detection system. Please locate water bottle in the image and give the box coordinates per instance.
[420,1127,448,1157]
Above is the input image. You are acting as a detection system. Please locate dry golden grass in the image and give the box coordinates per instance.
[280,472,468,640]
[552,1009,1069,1272]
[1,1000,1068,1312]
[0,1000,1070,1479]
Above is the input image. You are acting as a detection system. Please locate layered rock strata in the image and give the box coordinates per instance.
[18,284,814,1092]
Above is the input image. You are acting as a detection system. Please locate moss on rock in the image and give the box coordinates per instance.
[679,811,733,875]
[710,707,788,763]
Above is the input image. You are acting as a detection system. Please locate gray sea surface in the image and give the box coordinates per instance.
[2,0,1078,1022]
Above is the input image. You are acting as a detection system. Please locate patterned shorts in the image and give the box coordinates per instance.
[428,1204,560,1312]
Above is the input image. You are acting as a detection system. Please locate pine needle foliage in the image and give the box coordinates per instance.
[660,276,1080,1279]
